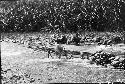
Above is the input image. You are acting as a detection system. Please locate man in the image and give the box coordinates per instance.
[55,43,64,59]
[66,33,74,45]
[72,33,81,46]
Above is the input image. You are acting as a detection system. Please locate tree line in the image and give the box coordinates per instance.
[0,0,125,33]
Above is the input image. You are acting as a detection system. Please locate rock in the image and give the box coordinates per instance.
[119,58,125,62]
[114,56,120,61]
[111,61,120,65]
[89,50,118,67]
[109,57,115,60]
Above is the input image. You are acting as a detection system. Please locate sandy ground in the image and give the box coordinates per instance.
[1,42,125,83]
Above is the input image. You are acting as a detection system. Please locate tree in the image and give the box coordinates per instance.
[1,0,125,33]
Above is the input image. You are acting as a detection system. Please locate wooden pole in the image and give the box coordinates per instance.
[123,31,125,44]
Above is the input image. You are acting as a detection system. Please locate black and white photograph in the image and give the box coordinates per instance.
[1,0,125,83]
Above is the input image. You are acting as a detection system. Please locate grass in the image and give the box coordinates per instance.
[2,56,125,83]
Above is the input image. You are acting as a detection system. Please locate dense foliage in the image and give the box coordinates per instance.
[0,0,125,33]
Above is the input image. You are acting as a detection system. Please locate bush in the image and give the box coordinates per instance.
[90,51,125,69]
